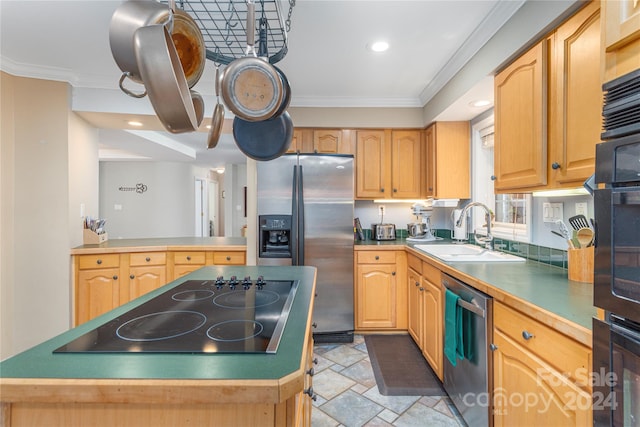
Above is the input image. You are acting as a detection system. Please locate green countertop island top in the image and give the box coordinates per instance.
[356,238,596,346]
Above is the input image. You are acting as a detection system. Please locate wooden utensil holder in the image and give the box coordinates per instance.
[568,246,594,283]
[83,229,108,245]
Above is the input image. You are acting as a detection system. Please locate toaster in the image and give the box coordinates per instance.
[371,223,396,241]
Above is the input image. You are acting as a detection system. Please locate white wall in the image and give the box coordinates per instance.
[223,163,248,237]
[99,161,211,239]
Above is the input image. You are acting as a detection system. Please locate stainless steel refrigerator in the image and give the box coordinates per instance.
[257,153,354,342]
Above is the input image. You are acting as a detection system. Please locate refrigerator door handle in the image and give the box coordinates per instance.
[291,165,299,265]
[299,165,305,265]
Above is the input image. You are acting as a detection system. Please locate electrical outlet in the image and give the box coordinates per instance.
[378,205,385,217]
[575,202,588,216]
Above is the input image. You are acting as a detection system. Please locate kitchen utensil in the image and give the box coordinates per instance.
[371,223,396,241]
[568,214,590,230]
[232,111,293,160]
[134,24,202,133]
[109,0,172,97]
[220,0,283,122]
[207,64,225,149]
[556,220,576,249]
[576,227,594,248]
[170,8,206,88]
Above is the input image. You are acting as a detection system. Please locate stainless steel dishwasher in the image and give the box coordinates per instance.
[442,273,493,427]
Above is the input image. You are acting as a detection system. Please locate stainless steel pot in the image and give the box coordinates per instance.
[407,222,427,238]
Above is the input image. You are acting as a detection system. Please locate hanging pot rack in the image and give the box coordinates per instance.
[162,0,295,65]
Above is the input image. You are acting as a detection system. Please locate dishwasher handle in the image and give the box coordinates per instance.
[456,298,486,319]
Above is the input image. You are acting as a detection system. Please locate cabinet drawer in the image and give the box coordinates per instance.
[357,251,396,264]
[407,254,422,273]
[421,261,441,285]
[494,302,591,388]
[213,251,246,265]
[78,254,120,270]
[129,252,166,266]
[173,251,206,265]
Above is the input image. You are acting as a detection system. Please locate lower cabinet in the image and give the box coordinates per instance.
[292,334,315,427]
[407,254,443,380]
[355,250,407,330]
[492,301,591,426]
[76,254,121,325]
[127,252,167,300]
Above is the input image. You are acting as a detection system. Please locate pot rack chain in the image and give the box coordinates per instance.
[164,0,295,65]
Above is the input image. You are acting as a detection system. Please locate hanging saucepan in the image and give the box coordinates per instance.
[170,8,206,88]
[109,0,172,98]
[272,65,291,118]
[207,64,225,149]
[220,0,283,122]
[256,17,291,120]
[233,111,294,161]
[134,24,202,133]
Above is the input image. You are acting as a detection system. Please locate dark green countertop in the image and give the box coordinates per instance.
[71,236,247,254]
[356,238,596,338]
[0,266,316,380]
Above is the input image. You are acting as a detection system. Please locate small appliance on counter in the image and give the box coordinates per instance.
[407,201,440,242]
[371,223,396,241]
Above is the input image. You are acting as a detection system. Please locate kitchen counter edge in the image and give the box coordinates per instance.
[70,236,247,255]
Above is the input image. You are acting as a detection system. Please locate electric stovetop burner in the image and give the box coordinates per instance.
[54,276,299,354]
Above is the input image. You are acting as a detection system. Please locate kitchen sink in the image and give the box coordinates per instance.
[414,244,525,262]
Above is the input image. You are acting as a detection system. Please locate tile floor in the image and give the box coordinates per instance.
[311,335,467,427]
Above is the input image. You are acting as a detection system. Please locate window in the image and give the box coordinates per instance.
[471,112,532,242]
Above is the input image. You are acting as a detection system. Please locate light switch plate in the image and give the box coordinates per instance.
[543,202,563,223]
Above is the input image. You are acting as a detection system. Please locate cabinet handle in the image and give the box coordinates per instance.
[428,187,433,191]
[186,256,191,261]
[145,257,151,262]
[415,281,420,287]
[130,274,135,279]
[380,188,385,192]
[522,330,535,340]
[490,343,498,351]
[313,358,318,365]
[306,367,315,376]
[96,259,102,265]
[226,256,231,261]
[393,188,397,193]
[375,256,379,260]
[304,387,317,401]
[112,275,118,280]
[392,271,396,276]
[312,322,318,328]
[551,162,561,170]
[490,175,496,181]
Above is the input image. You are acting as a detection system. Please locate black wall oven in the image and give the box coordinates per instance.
[593,69,640,427]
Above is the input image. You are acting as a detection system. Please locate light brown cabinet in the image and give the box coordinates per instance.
[356,129,422,199]
[287,128,355,155]
[494,1,602,192]
[355,250,407,330]
[169,251,207,280]
[492,301,591,426]
[407,254,443,380]
[127,252,167,300]
[76,254,121,325]
[602,0,640,82]
[423,122,470,199]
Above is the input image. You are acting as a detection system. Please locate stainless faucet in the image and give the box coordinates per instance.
[455,202,494,250]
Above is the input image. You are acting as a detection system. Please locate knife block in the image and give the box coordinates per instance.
[568,246,594,283]
[83,229,108,245]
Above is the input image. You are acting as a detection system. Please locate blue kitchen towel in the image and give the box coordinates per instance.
[444,288,463,366]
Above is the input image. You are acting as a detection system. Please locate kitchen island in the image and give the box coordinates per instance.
[0,265,316,427]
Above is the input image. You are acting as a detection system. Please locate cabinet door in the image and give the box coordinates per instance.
[356,264,396,329]
[424,126,435,198]
[493,329,592,426]
[77,268,120,324]
[602,0,640,82]
[313,129,341,153]
[129,265,167,300]
[549,1,601,187]
[421,276,443,381]
[407,268,423,344]
[391,130,422,198]
[356,130,391,199]
[494,40,548,191]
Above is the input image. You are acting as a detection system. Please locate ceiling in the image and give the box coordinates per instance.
[0,0,527,170]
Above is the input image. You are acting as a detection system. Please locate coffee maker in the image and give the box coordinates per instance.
[258,215,292,259]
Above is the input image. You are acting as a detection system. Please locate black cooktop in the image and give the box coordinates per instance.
[54,277,298,354]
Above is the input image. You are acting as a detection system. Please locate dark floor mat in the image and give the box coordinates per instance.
[365,334,445,396]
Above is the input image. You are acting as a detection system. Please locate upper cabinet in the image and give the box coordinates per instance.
[494,1,601,192]
[288,128,356,155]
[424,122,470,199]
[355,129,422,199]
[602,0,640,82]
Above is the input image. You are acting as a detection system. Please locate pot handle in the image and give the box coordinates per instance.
[118,72,147,99]
[245,0,256,56]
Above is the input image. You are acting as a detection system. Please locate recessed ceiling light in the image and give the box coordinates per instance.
[469,100,491,108]
[127,120,143,127]
[368,41,389,52]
